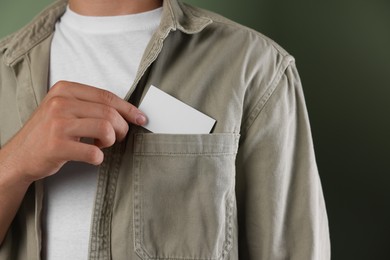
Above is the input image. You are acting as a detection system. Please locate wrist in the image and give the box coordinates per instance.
[0,148,34,190]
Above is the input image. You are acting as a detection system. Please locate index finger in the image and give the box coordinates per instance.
[49,81,147,126]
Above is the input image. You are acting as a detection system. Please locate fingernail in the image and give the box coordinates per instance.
[136,114,147,125]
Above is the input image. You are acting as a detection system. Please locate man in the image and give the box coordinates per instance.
[0,0,330,259]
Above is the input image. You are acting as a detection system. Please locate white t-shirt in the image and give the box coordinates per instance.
[44,6,162,260]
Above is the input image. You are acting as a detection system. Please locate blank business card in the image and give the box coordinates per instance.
[138,85,216,134]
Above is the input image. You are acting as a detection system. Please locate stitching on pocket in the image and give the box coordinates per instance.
[133,134,237,260]
[222,191,235,259]
[134,156,151,259]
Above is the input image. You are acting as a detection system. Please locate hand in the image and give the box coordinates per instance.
[0,81,146,184]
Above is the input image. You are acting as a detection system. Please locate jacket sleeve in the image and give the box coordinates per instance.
[235,59,330,259]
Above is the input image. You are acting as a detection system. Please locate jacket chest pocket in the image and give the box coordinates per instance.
[133,133,239,260]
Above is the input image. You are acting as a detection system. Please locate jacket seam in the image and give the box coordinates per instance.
[177,3,213,34]
[240,56,294,138]
[4,0,66,66]
[0,33,16,51]
[133,153,237,157]
[187,6,289,57]
[213,19,289,57]
[7,31,53,67]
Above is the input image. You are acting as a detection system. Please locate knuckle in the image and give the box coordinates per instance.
[50,80,68,94]
[46,97,67,114]
[102,106,116,122]
[101,107,128,140]
[118,122,129,141]
[127,104,136,115]
[97,120,112,135]
[122,123,129,136]
[99,89,115,105]
[97,120,115,145]
[85,147,102,165]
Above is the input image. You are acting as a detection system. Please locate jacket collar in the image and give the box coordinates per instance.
[2,0,67,66]
[162,0,212,35]
[2,0,212,67]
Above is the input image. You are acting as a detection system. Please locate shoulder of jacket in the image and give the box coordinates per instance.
[0,32,16,54]
[182,3,291,58]
[0,0,66,66]
[0,33,15,67]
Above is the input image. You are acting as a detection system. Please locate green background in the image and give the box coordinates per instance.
[1,0,389,259]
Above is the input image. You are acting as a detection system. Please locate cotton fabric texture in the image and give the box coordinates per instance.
[0,0,330,259]
[44,6,162,259]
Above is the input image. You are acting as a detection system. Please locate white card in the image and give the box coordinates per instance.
[138,86,216,134]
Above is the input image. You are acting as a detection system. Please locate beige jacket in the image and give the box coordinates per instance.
[0,0,330,259]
